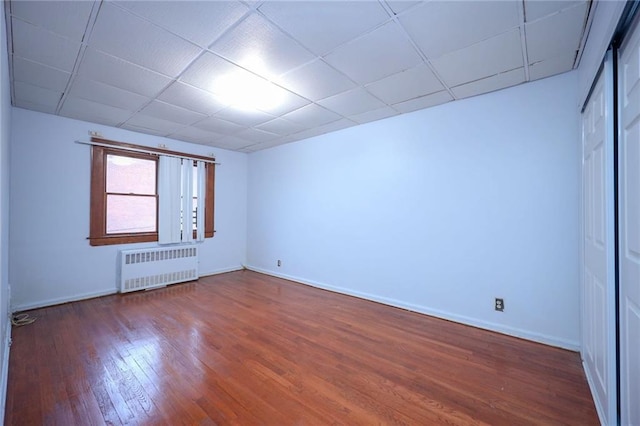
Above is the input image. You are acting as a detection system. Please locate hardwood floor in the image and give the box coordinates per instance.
[5,270,598,425]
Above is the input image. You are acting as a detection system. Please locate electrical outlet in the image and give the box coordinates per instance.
[495,298,504,312]
[277,260,281,267]
[88,130,102,138]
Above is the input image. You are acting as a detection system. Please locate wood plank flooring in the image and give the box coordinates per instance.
[5,270,598,425]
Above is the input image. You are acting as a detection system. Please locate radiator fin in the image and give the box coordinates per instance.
[119,246,199,293]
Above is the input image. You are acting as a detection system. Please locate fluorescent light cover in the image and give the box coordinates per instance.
[214,71,284,112]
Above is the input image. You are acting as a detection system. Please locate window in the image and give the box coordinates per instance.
[106,151,157,234]
[89,139,215,246]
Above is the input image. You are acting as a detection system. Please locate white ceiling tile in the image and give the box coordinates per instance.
[179,52,246,93]
[256,85,311,116]
[365,64,444,105]
[235,128,279,143]
[277,59,356,101]
[214,135,254,150]
[529,55,575,81]
[11,18,81,72]
[526,3,589,63]
[114,1,249,47]
[90,3,202,77]
[241,137,294,152]
[12,56,71,92]
[210,13,315,78]
[289,118,356,140]
[451,68,525,99]
[78,49,172,97]
[59,96,133,126]
[120,123,169,137]
[193,116,245,135]
[349,106,399,125]
[387,1,422,15]
[7,0,592,153]
[168,126,223,144]
[525,0,587,22]
[393,91,453,113]
[281,104,342,127]
[185,64,304,115]
[11,0,94,41]
[258,1,389,56]
[432,29,523,87]
[214,107,275,127]
[124,114,184,134]
[324,21,423,84]
[317,88,386,117]
[399,1,519,59]
[69,77,149,111]
[14,99,57,115]
[255,118,306,136]
[139,101,206,125]
[157,82,227,116]
[14,81,61,108]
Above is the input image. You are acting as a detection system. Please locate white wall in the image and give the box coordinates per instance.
[9,108,247,310]
[0,0,12,420]
[247,72,581,350]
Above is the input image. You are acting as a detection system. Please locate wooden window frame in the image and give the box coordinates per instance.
[89,138,215,246]
[202,162,215,239]
[191,161,215,240]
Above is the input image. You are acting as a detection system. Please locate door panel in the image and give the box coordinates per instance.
[582,56,617,425]
[618,19,640,425]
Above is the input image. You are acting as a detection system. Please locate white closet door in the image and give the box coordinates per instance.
[618,20,640,426]
[581,54,617,425]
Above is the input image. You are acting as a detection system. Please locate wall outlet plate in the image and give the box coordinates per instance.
[495,298,504,312]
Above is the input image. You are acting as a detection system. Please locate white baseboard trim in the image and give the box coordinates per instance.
[0,320,11,425]
[12,265,246,312]
[13,288,118,312]
[245,265,580,351]
[199,265,245,277]
[582,359,607,425]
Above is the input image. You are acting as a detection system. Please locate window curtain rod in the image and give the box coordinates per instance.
[75,140,220,165]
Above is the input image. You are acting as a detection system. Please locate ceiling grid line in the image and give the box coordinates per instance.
[111,1,353,141]
[377,0,457,101]
[104,3,279,139]
[247,1,406,125]
[5,0,593,152]
[100,2,254,131]
[54,0,103,115]
[574,1,596,69]
[4,1,15,107]
[517,1,531,82]
[251,7,363,93]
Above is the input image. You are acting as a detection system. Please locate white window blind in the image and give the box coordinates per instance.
[158,156,206,244]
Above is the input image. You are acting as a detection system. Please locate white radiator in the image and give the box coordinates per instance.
[119,246,199,293]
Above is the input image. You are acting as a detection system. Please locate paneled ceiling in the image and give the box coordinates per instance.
[4,0,591,152]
